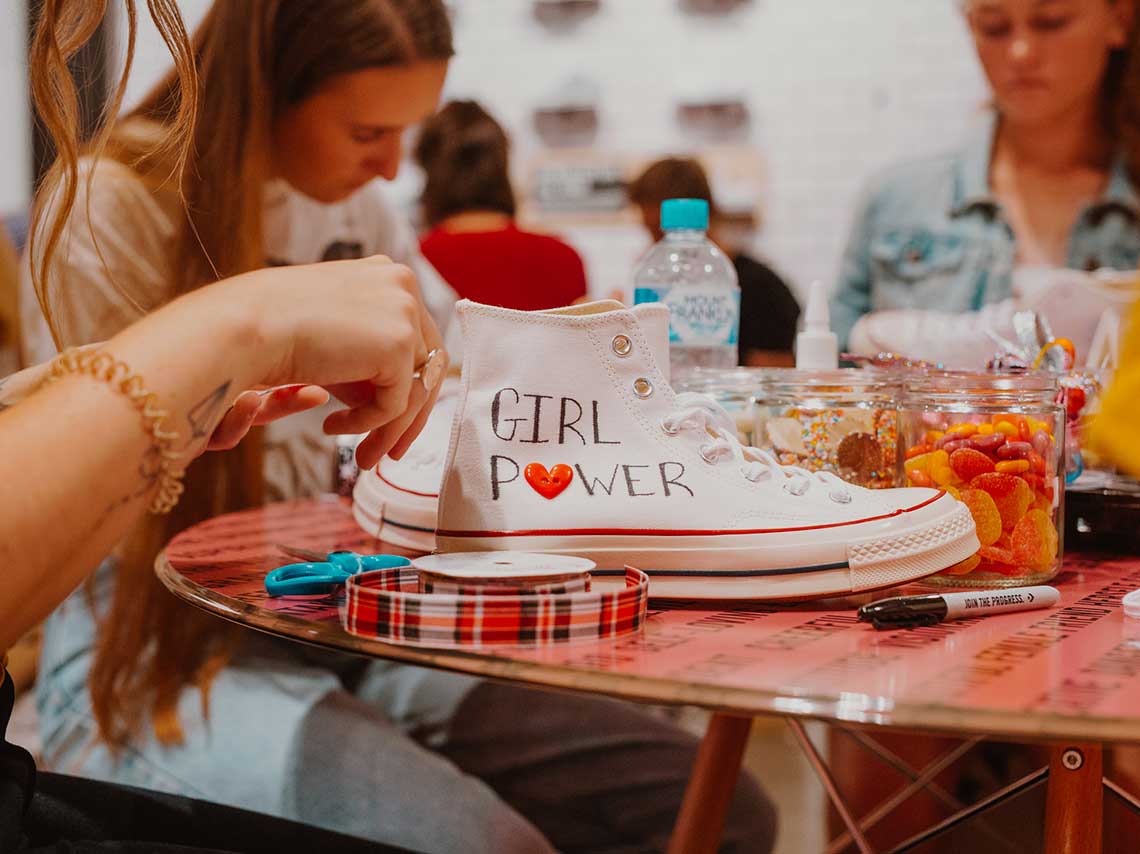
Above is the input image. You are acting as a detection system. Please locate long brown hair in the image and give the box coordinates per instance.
[29,0,453,747]
[1,226,24,369]
[414,100,516,228]
[1114,3,1140,180]
[1101,1,1140,144]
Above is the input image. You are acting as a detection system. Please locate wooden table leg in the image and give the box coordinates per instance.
[1045,743,1103,854]
[667,713,753,854]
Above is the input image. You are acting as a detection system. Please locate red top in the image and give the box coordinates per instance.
[421,223,588,310]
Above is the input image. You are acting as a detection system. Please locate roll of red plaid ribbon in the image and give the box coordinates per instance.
[341,552,649,648]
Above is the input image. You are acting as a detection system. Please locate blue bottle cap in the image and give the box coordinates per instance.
[660,198,709,231]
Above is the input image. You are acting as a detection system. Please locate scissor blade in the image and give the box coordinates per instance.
[274,543,327,562]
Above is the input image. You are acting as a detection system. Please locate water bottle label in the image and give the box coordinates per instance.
[633,285,739,346]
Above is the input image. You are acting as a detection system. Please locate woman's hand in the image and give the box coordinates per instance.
[207,255,447,469]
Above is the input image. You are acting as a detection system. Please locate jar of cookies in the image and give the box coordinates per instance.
[753,369,900,489]
[899,371,1064,587]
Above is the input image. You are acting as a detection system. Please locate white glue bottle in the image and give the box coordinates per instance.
[795,281,839,370]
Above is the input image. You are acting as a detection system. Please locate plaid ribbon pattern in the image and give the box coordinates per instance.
[342,566,649,648]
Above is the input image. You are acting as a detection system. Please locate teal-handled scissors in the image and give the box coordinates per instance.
[265,543,411,597]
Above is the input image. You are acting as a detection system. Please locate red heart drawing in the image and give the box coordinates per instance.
[524,463,574,499]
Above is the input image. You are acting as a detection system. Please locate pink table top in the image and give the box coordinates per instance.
[157,497,1140,744]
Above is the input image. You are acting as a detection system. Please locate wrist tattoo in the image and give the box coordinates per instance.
[87,379,236,529]
[88,379,234,528]
[186,380,233,444]
[91,446,165,531]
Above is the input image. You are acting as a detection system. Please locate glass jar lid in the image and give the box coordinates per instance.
[674,367,765,397]
[900,370,1059,410]
[758,368,898,407]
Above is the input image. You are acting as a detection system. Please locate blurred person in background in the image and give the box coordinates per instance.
[833,0,1140,366]
[828,6,1140,843]
[628,157,801,367]
[415,100,588,309]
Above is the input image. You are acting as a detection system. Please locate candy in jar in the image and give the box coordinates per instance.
[899,373,1064,587]
[754,370,899,489]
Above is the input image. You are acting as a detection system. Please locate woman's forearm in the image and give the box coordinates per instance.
[0,285,271,649]
[1,256,441,650]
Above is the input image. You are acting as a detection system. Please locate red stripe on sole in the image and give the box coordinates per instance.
[437,492,946,538]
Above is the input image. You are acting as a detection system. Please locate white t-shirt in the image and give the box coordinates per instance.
[21,157,457,500]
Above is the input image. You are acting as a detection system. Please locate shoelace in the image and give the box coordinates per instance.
[662,392,853,503]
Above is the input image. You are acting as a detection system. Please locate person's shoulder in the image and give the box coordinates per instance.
[514,227,584,264]
[36,152,177,251]
[419,225,455,255]
[733,251,783,281]
[67,155,157,210]
[80,119,184,207]
[858,148,961,216]
[732,251,772,276]
[75,154,139,184]
[734,252,797,299]
[869,150,960,187]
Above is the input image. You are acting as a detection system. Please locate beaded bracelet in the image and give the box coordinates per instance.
[48,348,186,514]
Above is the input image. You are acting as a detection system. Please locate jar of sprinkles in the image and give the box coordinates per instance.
[753,369,900,489]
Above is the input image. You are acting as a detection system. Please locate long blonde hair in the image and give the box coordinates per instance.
[29,0,453,747]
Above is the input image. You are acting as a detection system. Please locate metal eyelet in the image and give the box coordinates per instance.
[661,419,679,436]
[633,377,653,399]
[783,480,808,496]
[829,490,853,504]
[611,334,633,357]
[699,444,719,464]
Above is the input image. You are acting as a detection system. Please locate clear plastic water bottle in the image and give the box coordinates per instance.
[632,198,740,375]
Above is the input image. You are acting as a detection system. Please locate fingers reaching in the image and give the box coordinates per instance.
[206,385,329,452]
[253,385,330,425]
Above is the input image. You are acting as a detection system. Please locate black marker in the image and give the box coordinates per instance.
[858,586,1060,630]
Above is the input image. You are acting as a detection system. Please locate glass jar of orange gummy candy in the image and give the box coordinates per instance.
[899,372,1064,587]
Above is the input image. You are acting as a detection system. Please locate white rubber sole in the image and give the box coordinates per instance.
[352,475,437,554]
[435,499,979,601]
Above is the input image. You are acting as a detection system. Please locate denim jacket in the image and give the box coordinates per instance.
[831,113,1140,348]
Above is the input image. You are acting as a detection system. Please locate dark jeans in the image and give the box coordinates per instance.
[1,674,406,854]
[18,773,412,854]
[293,681,779,854]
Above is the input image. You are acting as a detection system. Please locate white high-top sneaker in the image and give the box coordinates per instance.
[436,300,979,600]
